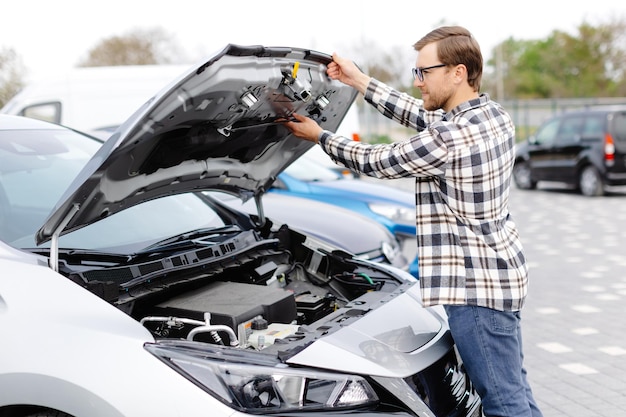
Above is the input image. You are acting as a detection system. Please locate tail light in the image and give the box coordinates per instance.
[604,133,615,166]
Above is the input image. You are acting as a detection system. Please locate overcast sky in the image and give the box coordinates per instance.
[3,0,625,81]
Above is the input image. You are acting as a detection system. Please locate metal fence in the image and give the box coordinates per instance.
[358,97,626,142]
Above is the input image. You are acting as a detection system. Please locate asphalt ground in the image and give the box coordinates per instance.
[509,184,626,417]
[380,178,626,416]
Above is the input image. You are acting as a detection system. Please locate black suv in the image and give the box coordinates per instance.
[513,107,626,196]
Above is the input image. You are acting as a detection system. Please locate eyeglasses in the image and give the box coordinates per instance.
[411,64,447,82]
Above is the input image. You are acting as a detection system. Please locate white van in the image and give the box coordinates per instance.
[1,64,362,166]
[1,65,189,133]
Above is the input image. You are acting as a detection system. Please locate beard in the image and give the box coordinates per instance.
[421,85,453,112]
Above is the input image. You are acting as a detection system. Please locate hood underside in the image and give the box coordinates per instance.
[37,45,357,245]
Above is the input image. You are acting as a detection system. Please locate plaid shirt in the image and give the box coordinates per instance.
[319,79,527,311]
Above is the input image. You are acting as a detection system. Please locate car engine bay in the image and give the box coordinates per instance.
[58,219,413,356]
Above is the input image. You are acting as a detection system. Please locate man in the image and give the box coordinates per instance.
[284,26,544,417]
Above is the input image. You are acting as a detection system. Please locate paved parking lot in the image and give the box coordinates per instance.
[382,178,626,416]
[510,185,626,417]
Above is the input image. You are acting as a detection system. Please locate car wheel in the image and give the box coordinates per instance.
[25,412,72,417]
[513,161,536,190]
[579,165,604,196]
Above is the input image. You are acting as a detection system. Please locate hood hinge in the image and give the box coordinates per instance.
[49,203,80,272]
[254,194,266,228]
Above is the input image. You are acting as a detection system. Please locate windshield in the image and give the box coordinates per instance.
[0,129,101,245]
[0,127,226,252]
[46,194,226,252]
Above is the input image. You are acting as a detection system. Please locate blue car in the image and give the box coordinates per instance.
[270,152,419,278]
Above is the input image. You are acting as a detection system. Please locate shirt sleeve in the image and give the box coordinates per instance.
[364,79,444,130]
[319,127,448,180]
[316,79,449,180]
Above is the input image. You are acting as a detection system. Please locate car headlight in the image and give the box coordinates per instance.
[145,342,379,412]
[368,203,414,225]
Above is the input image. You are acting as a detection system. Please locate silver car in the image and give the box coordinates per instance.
[0,45,481,417]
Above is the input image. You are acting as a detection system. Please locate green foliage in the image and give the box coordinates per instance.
[484,18,626,99]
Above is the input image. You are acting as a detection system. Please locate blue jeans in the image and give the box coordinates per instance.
[444,305,543,417]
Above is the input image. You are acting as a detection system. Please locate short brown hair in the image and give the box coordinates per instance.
[413,26,483,91]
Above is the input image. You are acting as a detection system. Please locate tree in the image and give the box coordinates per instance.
[78,27,186,67]
[0,47,26,108]
[484,18,626,99]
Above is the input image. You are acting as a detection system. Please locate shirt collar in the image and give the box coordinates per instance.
[443,93,490,121]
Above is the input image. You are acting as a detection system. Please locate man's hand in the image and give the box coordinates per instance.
[327,53,371,95]
[283,113,323,143]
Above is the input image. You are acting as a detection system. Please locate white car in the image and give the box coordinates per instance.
[0,45,481,417]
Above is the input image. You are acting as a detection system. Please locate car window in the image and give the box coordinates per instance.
[554,117,582,145]
[612,113,626,142]
[582,115,605,137]
[20,102,62,124]
[533,118,560,146]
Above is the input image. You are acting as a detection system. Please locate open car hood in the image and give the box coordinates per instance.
[37,45,357,245]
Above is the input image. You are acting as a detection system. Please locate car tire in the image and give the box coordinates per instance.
[513,161,536,190]
[25,412,72,417]
[579,165,604,196]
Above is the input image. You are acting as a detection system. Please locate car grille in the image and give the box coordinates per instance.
[403,348,482,417]
[372,345,482,417]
